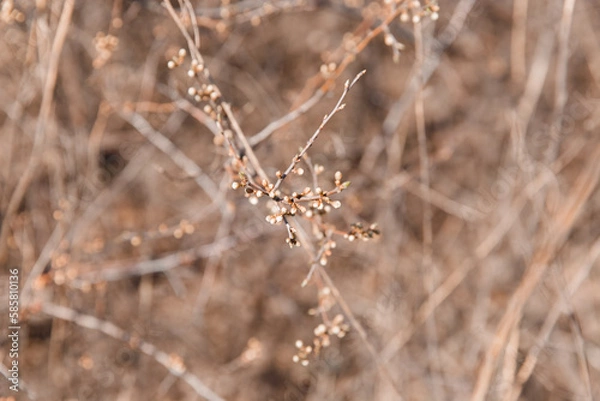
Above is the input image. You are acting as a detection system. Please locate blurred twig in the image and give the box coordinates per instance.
[382,0,478,139]
[117,108,222,204]
[40,302,226,401]
[0,0,75,268]
[248,89,324,147]
[470,143,600,401]
[413,18,446,401]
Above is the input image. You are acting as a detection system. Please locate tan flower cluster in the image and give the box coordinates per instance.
[187,84,220,103]
[293,314,349,366]
[385,0,440,23]
[233,170,350,229]
[93,32,119,69]
[345,222,381,242]
[1,0,24,24]
[167,48,187,69]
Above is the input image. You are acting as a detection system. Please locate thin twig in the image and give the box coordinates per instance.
[544,0,577,163]
[292,219,405,400]
[271,70,365,194]
[510,0,528,86]
[379,142,582,365]
[163,0,270,186]
[249,89,325,147]
[317,265,405,400]
[40,302,226,401]
[470,144,600,401]
[193,179,235,318]
[413,18,446,401]
[117,108,222,204]
[181,0,200,49]
[381,0,478,138]
[70,223,268,287]
[0,0,75,267]
[505,235,600,401]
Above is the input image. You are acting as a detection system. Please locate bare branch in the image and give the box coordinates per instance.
[271,70,365,195]
[40,302,226,401]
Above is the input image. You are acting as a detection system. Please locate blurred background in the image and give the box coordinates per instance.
[1,0,600,400]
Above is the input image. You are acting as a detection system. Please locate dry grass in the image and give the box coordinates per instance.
[1,1,600,400]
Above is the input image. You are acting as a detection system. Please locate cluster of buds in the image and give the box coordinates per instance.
[167,48,187,69]
[116,219,197,248]
[382,25,406,63]
[233,166,360,251]
[212,1,304,29]
[166,49,217,108]
[308,286,336,315]
[172,219,196,239]
[319,62,337,78]
[1,1,24,24]
[200,102,224,122]
[318,239,337,266]
[344,222,380,242]
[333,170,349,188]
[93,32,119,69]
[285,223,299,248]
[397,0,440,23]
[264,189,310,224]
[240,337,262,365]
[187,58,206,77]
[292,314,350,366]
[304,187,342,218]
[292,340,312,366]
[231,174,266,206]
[187,84,220,103]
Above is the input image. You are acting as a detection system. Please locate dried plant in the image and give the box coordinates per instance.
[2,1,600,401]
